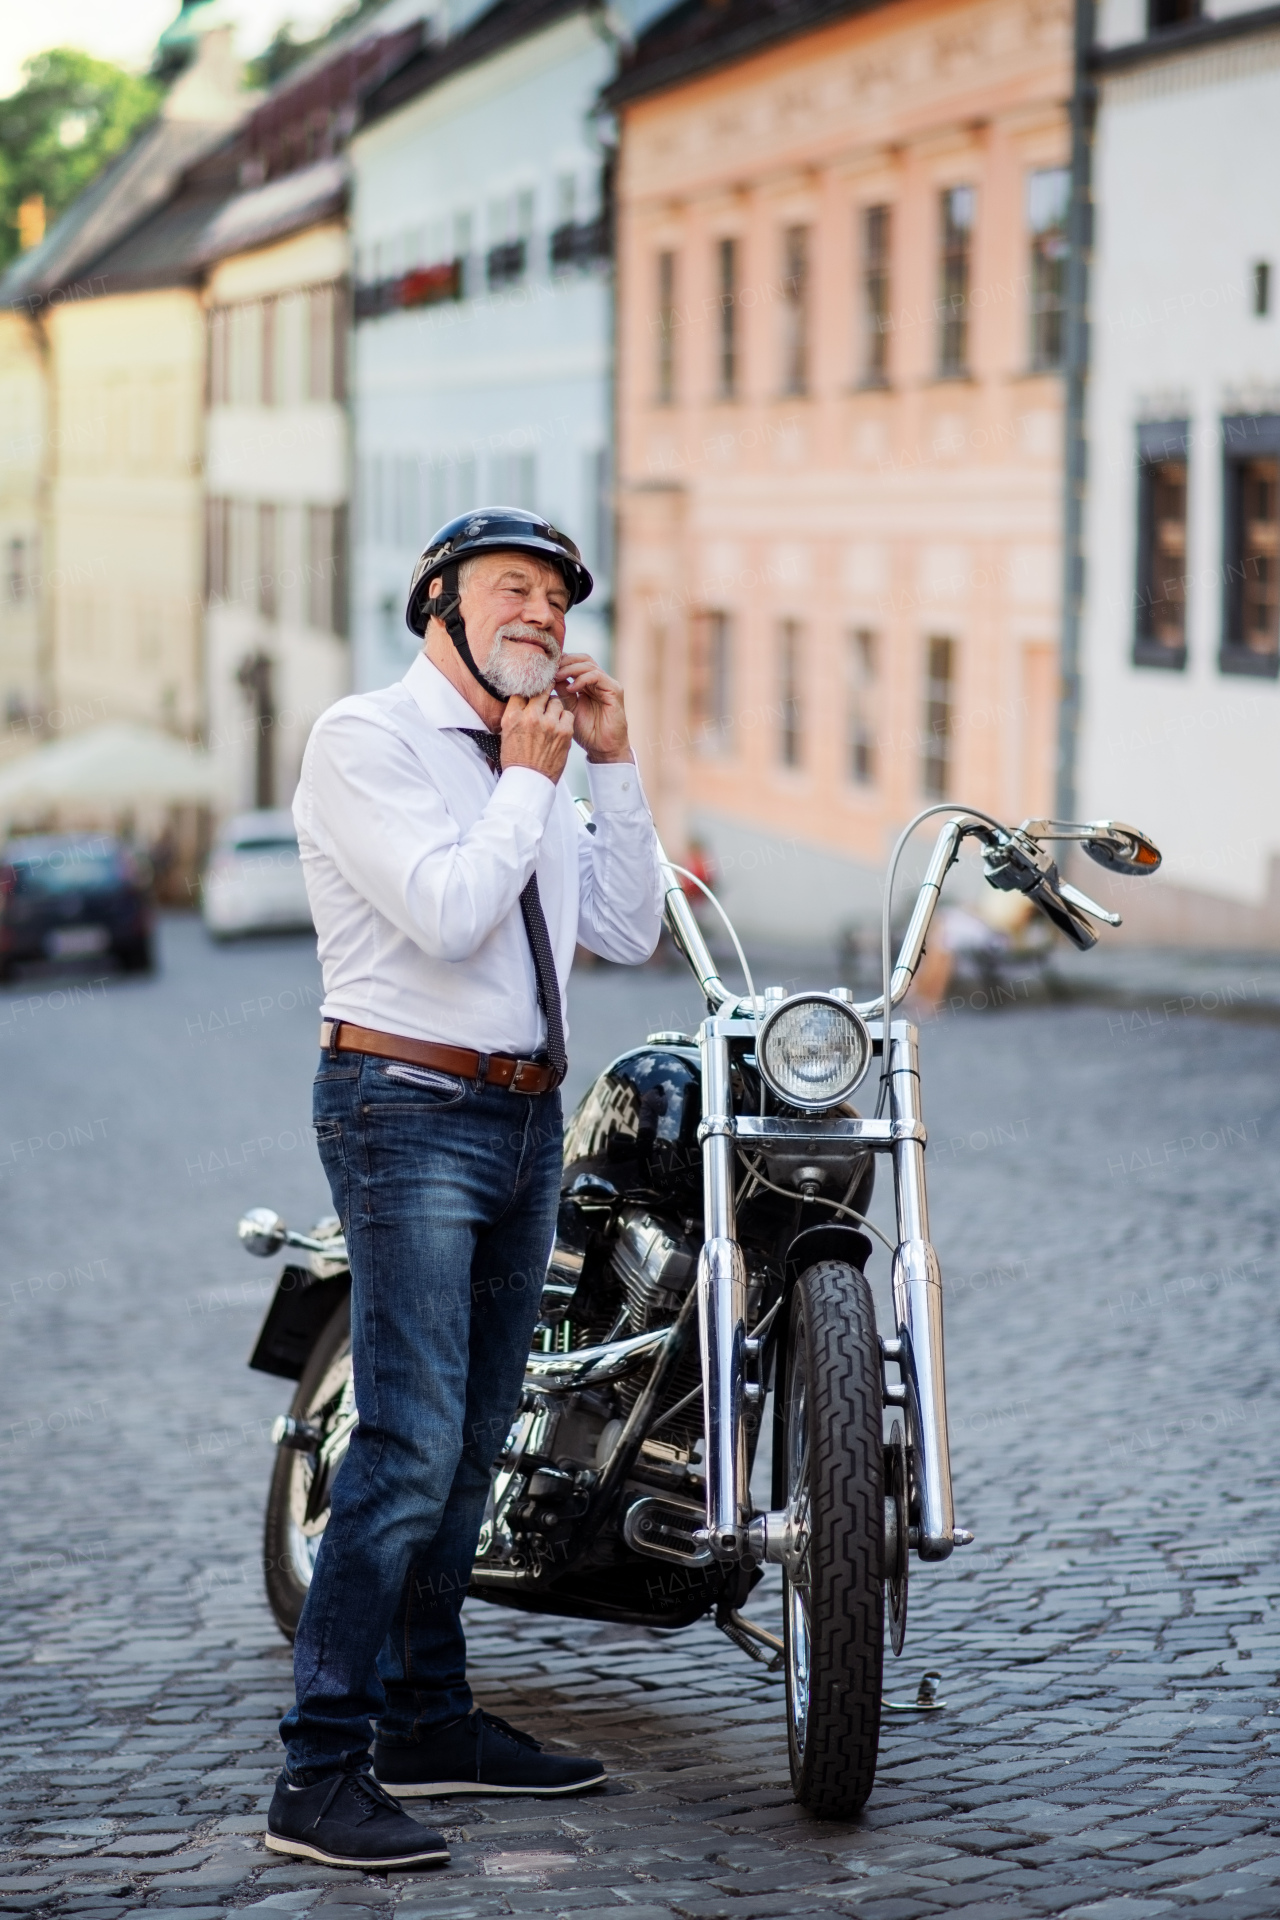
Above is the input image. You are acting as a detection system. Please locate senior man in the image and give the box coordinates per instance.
[266,509,662,1871]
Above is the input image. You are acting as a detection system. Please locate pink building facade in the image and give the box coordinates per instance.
[610,0,1072,944]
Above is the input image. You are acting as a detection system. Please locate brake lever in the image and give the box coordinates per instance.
[1059,880,1121,928]
[980,829,1102,951]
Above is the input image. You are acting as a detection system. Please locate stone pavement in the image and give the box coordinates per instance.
[2,917,1280,1920]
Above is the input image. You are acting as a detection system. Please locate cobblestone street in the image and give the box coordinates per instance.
[3,917,1280,1920]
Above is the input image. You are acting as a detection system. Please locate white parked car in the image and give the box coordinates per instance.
[202,810,313,939]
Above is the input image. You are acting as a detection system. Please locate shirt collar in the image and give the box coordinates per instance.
[402,649,494,732]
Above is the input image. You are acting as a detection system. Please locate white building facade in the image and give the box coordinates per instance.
[1078,0,1280,942]
[349,0,670,693]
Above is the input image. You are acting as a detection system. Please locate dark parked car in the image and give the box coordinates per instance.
[0,835,154,980]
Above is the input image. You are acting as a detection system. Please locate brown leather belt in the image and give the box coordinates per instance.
[320,1020,562,1095]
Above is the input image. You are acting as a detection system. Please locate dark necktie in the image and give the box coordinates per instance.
[458,729,566,1081]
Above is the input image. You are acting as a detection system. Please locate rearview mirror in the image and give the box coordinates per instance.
[238,1206,287,1257]
[1081,822,1162,877]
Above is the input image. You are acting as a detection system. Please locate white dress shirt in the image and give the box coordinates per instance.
[293,651,663,1056]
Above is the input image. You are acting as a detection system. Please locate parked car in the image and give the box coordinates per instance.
[0,834,154,979]
[203,810,313,939]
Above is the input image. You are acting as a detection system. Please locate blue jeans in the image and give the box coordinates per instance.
[279,1050,562,1776]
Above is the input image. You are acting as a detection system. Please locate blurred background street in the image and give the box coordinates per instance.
[2,931,1280,1916]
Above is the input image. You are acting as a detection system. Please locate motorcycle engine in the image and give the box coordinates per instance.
[612,1209,695,1331]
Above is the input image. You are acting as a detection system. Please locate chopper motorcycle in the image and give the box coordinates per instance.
[238,804,1160,1818]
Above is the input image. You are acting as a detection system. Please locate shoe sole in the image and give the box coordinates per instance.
[264,1831,449,1868]
[374,1769,608,1799]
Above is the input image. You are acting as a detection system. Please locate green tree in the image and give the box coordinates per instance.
[0,49,160,272]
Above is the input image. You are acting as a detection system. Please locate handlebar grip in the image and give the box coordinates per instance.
[1029,877,1098,951]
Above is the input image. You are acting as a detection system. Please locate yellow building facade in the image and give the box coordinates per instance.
[0,313,47,744]
[46,287,207,737]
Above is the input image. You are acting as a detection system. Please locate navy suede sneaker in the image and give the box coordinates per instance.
[265,1766,450,1868]
[373,1709,607,1798]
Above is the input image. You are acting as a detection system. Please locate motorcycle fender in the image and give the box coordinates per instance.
[783,1221,873,1283]
[247,1262,351,1380]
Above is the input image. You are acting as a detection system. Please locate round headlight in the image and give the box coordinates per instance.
[757,994,872,1110]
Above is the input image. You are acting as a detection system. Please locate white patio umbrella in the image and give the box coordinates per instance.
[0,723,225,823]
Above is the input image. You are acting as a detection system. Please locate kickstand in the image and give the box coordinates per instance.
[716,1604,784,1671]
[884,1669,946,1712]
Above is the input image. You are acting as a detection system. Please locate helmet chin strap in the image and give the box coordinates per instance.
[430,561,509,705]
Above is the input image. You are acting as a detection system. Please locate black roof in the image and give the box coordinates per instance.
[604,0,876,109]
[0,116,236,311]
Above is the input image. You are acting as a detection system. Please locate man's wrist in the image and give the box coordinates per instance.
[585,747,634,764]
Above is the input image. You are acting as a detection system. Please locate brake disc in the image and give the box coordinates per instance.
[885,1417,909,1656]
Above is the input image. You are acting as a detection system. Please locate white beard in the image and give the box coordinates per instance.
[479,622,561,698]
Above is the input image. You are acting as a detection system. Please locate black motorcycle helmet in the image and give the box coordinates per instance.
[405,507,594,703]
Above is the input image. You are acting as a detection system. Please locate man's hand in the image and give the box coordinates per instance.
[500,690,576,783]
[554,653,633,764]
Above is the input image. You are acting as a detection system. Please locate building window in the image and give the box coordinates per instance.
[861,204,891,386]
[490,450,536,511]
[1148,0,1198,28]
[717,237,738,399]
[550,170,607,273]
[846,628,877,785]
[308,285,334,400]
[778,620,803,767]
[585,446,611,583]
[257,504,278,620]
[228,302,260,405]
[307,505,349,637]
[7,536,28,604]
[261,298,277,406]
[922,636,955,798]
[1028,168,1070,371]
[1134,422,1188,669]
[656,251,676,404]
[938,187,974,379]
[486,190,532,290]
[205,498,229,600]
[694,611,734,755]
[393,456,420,547]
[781,226,809,397]
[208,308,229,406]
[1222,416,1280,676]
[1254,262,1271,317]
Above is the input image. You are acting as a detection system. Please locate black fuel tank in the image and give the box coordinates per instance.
[562,1045,702,1205]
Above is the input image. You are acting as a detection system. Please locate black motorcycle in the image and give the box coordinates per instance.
[239,805,1160,1816]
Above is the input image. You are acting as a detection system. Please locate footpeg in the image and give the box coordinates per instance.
[272,1415,321,1453]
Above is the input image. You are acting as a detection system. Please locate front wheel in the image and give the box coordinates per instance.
[781,1260,884,1817]
[263,1295,353,1640]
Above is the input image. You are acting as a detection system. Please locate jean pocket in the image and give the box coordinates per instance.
[374,1062,466,1103]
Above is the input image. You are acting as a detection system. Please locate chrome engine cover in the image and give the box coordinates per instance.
[611,1209,695,1330]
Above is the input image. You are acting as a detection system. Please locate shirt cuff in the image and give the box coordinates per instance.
[493,764,560,824]
[586,759,648,813]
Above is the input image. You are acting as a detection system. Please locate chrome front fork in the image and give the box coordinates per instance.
[886,1021,955,1561]
[696,1019,957,1566]
[697,1023,751,1556]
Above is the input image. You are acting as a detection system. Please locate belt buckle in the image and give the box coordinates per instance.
[510,1058,540,1093]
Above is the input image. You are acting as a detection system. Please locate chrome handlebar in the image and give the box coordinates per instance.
[658,812,1161,1014]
